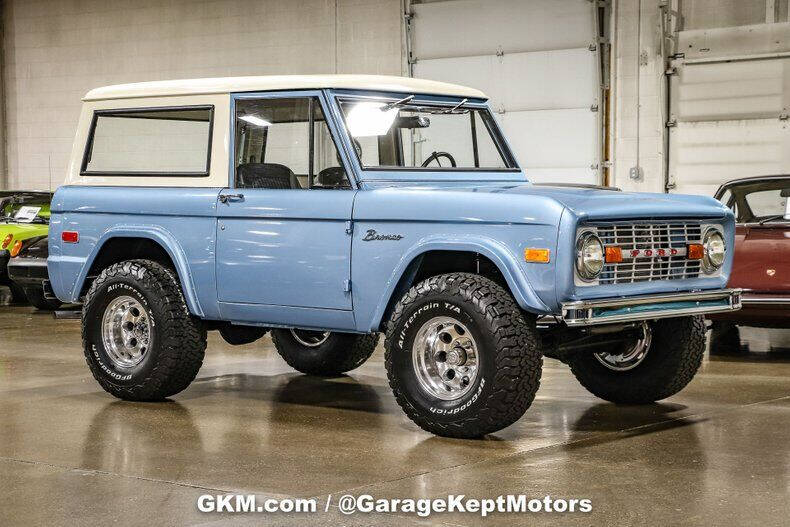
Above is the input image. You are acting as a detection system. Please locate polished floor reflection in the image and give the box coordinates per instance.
[1,305,788,526]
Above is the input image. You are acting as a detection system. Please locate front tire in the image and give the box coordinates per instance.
[384,273,542,438]
[271,329,379,375]
[82,260,207,401]
[568,316,705,404]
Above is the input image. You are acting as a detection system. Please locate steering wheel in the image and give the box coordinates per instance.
[421,151,457,168]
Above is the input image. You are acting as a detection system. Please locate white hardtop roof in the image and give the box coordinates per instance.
[83,74,487,101]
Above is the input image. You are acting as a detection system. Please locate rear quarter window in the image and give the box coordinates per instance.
[81,106,213,176]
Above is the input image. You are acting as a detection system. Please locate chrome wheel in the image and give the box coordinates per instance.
[290,329,330,348]
[101,296,152,368]
[594,322,652,371]
[412,316,479,401]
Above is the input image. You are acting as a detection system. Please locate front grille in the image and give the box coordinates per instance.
[594,222,703,285]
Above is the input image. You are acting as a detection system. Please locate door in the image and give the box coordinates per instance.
[216,92,356,316]
[410,0,601,185]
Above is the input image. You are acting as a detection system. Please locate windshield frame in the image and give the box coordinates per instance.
[328,89,525,183]
[714,176,790,225]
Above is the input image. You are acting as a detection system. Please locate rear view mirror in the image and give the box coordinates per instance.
[395,115,430,129]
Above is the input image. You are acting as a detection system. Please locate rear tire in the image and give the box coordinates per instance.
[384,273,542,438]
[219,324,268,346]
[82,260,206,401]
[271,329,379,375]
[8,282,27,305]
[23,286,62,311]
[568,316,705,404]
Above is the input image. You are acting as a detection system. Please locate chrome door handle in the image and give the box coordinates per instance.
[219,193,244,203]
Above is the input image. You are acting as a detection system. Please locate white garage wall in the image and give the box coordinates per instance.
[1,0,403,190]
[409,0,601,185]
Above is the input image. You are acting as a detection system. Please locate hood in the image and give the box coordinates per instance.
[495,184,730,221]
[359,181,731,224]
[0,222,49,240]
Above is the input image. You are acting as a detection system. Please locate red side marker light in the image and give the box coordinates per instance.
[62,231,79,244]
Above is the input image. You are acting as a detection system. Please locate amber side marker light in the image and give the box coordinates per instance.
[605,246,623,263]
[687,243,704,260]
[524,248,550,263]
[1,234,12,250]
[9,240,23,257]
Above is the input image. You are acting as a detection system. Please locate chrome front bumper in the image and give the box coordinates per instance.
[561,289,742,326]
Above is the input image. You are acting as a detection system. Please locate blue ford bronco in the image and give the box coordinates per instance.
[48,75,741,438]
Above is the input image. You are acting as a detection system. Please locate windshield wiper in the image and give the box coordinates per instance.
[440,98,468,114]
[757,214,790,225]
[381,95,414,112]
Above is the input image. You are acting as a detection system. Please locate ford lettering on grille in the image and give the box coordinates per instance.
[595,222,703,284]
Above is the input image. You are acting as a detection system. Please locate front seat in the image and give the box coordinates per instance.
[237,163,301,189]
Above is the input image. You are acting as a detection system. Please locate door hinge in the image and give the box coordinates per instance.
[343,279,352,293]
[345,220,353,235]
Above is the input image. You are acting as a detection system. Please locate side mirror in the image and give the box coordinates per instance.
[780,188,790,198]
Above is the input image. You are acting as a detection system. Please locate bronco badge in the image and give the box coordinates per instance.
[362,229,404,241]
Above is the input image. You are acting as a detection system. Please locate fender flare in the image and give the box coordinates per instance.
[71,225,204,317]
[369,236,552,331]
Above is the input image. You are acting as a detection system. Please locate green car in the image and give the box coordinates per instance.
[0,191,61,309]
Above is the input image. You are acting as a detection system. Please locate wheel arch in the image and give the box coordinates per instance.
[370,239,551,332]
[75,226,204,317]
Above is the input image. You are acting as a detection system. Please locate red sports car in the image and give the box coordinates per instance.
[709,175,790,353]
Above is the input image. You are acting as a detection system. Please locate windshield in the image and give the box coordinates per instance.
[339,97,515,170]
[716,179,790,223]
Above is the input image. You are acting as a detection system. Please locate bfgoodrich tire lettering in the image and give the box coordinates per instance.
[385,273,542,438]
[82,259,206,401]
[568,316,705,404]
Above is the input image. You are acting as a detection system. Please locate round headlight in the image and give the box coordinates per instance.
[702,228,726,273]
[576,232,604,280]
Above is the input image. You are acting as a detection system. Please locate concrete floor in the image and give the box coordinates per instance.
[1,305,789,526]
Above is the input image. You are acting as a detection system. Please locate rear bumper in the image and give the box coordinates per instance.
[561,289,742,326]
[7,257,48,286]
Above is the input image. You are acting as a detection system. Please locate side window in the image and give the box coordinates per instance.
[82,106,213,175]
[234,97,351,190]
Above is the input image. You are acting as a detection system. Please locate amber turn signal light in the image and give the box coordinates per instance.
[687,243,704,260]
[524,248,550,263]
[1,233,12,250]
[9,240,23,258]
[605,246,623,263]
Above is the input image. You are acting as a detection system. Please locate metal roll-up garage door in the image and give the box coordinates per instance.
[409,0,602,185]
[668,24,790,196]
